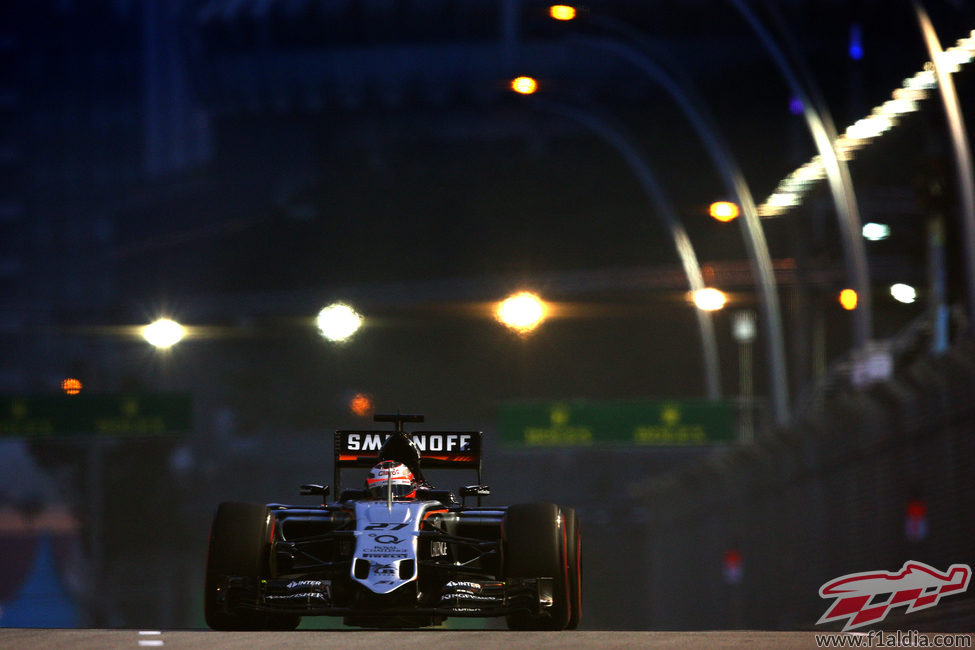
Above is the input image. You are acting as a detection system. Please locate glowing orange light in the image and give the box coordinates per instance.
[692,288,727,311]
[62,378,83,396]
[496,291,548,334]
[511,76,538,95]
[549,5,577,20]
[349,393,375,417]
[709,201,740,222]
[839,289,859,311]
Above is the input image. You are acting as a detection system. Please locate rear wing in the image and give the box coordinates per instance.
[332,425,482,495]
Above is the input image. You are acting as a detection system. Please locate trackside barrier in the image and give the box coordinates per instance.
[631,338,975,630]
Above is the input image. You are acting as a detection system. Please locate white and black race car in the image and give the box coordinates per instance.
[204,414,581,630]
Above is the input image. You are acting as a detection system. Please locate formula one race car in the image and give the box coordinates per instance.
[204,414,581,630]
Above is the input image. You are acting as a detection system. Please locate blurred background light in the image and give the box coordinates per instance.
[316,303,363,342]
[839,289,859,311]
[862,222,891,241]
[848,23,864,61]
[61,378,82,396]
[890,283,918,304]
[709,201,740,222]
[510,76,538,95]
[142,318,186,348]
[732,310,757,343]
[691,288,727,312]
[496,291,548,333]
[549,4,577,21]
[349,393,375,417]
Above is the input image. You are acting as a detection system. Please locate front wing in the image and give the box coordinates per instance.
[212,575,554,618]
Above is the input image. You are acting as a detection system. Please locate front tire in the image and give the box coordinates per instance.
[204,501,300,631]
[502,503,573,630]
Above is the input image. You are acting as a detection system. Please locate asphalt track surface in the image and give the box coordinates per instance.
[4,629,973,649]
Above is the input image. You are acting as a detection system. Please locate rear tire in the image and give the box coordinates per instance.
[204,502,300,631]
[502,503,572,630]
[564,508,582,630]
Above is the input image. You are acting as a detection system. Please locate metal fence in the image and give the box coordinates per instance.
[632,338,975,630]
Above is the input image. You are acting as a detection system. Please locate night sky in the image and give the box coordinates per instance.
[3,0,975,426]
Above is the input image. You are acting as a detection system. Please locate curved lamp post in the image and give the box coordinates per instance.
[728,0,873,353]
[529,97,723,399]
[914,4,975,337]
[564,34,790,426]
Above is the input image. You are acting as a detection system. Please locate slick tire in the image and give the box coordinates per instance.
[502,502,573,631]
[204,501,300,631]
[564,507,582,630]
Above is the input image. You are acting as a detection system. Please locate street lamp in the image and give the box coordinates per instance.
[732,310,757,443]
[862,222,891,241]
[839,289,859,311]
[692,288,728,312]
[549,5,577,21]
[142,318,185,349]
[317,303,363,343]
[709,201,740,222]
[890,283,917,304]
[496,291,548,334]
[510,76,538,95]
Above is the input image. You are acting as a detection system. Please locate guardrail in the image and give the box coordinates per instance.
[631,337,975,630]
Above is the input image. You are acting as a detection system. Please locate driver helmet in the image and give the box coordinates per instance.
[365,460,417,499]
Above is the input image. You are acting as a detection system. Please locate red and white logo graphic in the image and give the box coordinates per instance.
[818,561,971,631]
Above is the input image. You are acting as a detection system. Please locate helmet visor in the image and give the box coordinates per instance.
[367,480,415,499]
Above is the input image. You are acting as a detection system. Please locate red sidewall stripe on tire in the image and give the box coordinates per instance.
[561,512,571,624]
[574,522,582,622]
